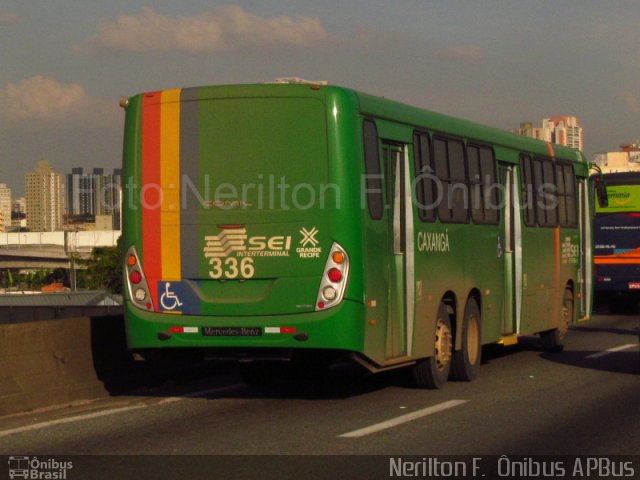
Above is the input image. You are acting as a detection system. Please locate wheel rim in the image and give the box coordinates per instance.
[434,318,452,371]
[467,314,480,365]
[560,292,572,337]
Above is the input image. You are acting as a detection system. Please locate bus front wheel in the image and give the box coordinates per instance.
[412,302,453,389]
[450,298,482,381]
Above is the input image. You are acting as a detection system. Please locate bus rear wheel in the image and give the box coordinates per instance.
[412,302,453,389]
[450,298,482,381]
[540,289,572,352]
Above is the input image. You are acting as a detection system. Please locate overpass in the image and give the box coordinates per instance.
[0,245,92,269]
[0,230,120,270]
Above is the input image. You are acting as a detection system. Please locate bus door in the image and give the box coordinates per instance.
[578,178,592,318]
[499,164,523,337]
[383,142,416,359]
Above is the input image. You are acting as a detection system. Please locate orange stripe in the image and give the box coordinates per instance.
[594,247,640,264]
[595,257,640,265]
[142,92,162,309]
[545,142,555,158]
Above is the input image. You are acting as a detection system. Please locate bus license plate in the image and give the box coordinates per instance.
[202,327,262,337]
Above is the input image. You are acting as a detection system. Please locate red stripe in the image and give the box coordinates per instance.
[142,92,162,309]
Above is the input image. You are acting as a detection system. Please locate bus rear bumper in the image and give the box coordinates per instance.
[124,300,365,355]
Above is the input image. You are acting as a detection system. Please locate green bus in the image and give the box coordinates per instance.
[121,81,593,388]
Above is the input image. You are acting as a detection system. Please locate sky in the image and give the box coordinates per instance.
[1,0,640,196]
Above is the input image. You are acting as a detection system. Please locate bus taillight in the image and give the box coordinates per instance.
[316,242,350,311]
[125,246,154,311]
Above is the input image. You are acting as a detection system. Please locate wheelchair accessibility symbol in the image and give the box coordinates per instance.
[160,282,183,311]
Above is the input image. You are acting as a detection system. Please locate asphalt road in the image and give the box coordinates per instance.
[0,313,638,478]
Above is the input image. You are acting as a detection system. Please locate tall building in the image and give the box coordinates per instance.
[510,116,584,152]
[0,183,12,232]
[66,167,95,216]
[509,122,544,141]
[12,197,26,215]
[11,197,26,231]
[105,168,122,230]
[542,116,583,152]
[66,167,122,229]
[25,160,65,232]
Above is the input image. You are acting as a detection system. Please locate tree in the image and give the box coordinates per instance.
[84,236,123,294]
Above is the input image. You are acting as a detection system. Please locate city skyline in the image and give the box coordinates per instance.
[2,2,640,196]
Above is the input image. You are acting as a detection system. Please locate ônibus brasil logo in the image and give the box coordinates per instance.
[8,456,73,479]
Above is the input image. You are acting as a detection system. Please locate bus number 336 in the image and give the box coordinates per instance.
[209,257,256,279]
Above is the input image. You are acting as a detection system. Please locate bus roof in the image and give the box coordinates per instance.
[352,88,585,164]
[130,82,587,165]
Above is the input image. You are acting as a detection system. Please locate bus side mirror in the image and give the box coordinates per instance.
[594,176,608,208]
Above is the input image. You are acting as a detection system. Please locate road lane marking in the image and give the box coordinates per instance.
[0,405,147,439]
[586,344,638,359]
[0,383,245,439]
[338,399,468,438]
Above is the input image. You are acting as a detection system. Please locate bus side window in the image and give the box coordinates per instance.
[479,146,499,224]
[413,131,436,222]
[520,154,536,226]
[434,136,469,224]
[556,164,568,226]
[542,158,558,227]
[563,164,577,226]
[467,145,483,223]
[434,138,452,222]
[363,119,383,220]
[448,140,468,223]
[532,158,547,226]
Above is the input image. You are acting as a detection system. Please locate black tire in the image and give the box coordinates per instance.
[450,298,482,381]
[412,302,453,389]
[540,289,573,352]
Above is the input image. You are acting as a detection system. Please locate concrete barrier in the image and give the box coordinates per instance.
[0,315,204,417]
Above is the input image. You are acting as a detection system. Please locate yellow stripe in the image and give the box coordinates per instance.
[161,89,182,281]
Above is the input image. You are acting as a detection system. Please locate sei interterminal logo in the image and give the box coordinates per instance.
[8,456,73,479]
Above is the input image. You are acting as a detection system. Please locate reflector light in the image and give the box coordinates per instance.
[328,268,342,283]
[169,326,184,333]
[317,301,325,309]
[130,270,142,284]
[280,327,296,334]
